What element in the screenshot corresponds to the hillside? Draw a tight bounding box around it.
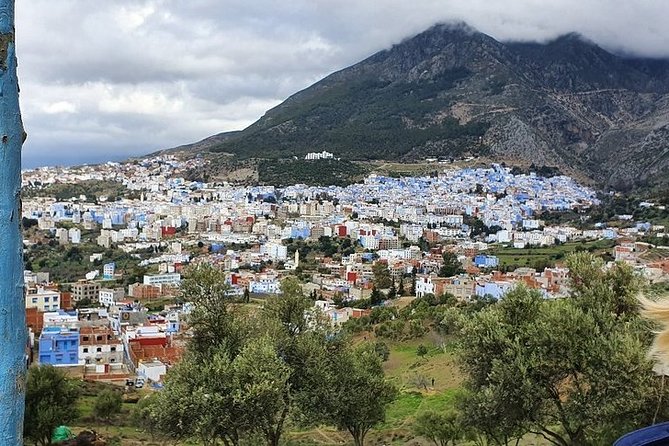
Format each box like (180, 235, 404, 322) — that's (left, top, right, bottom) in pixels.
(178, 22, 669, 191)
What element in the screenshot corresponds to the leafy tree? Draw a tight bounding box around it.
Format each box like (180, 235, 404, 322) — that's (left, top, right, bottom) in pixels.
(374, 341, 390, 361)
(438, 252, 463, 277)
(133, 394, 162, 441)
(243, 286, 250, 303)
(154, 350, 244, 446)
(397, 278, 405, 296)
(416, 344, 429, 358)
(231, 337, 292, 446)
(370, 286, 383, 306)
(458, 254, 666, 446)
(387, 280, 397, 299)
(413, 411, 463, 446)
(372, 262, 392, 289)
(24, 366, 80, 446)
(322, 345, 397, 446)
(181, 263, 246, 356)
(93, 389, 122, 420)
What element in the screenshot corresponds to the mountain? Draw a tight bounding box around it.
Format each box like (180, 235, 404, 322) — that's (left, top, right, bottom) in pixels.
(194, 23, 669, 190)
(149, 130, 241, 156)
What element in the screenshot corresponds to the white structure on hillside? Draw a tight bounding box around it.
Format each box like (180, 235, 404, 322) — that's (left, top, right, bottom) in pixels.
(305, 151, 335, 160)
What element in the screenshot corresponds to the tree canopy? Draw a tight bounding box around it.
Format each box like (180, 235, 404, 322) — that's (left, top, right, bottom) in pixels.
(457, 253, 666, 446)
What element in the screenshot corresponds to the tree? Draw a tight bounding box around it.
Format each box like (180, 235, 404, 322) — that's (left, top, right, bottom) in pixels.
(93, 389, 122, 420)
(243, 286, 250, 303)
(416, 344, 428, 358)
(24, 366, 80, 446)
(387, 280, 397, 299)
(322, 345, 397, 446)
(231, 337, 292, 446)
(372, 262, 392, 289)
(438, 252, 463, 277)
(370, 286, 383, 306)
(154, 351, 244, 446)
(413, 411, 463, 446)
(181, 263, 246, 356)
(458, 254, 666, 446)
(397, 278, 405, 296)
(154, 275, 334, 446)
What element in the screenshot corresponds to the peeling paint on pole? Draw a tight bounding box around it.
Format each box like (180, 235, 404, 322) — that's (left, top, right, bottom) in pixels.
(0, 0, 26, 444)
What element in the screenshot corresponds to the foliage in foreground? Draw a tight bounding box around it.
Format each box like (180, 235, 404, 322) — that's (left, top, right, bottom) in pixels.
(24, 366, 80, 446)
(457, 253, 668, 446)
(148, 264, 396, 446)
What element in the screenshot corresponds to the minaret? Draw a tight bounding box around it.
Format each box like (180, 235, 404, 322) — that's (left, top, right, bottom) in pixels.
(295, 250, 300, 268)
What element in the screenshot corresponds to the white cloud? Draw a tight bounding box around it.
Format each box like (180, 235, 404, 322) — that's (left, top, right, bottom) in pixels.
(14, 0, 669, 167)
(41, 101, 77, 114)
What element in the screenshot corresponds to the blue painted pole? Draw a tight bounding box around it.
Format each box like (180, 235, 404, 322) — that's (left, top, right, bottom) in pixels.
(0, 0, 26, 444)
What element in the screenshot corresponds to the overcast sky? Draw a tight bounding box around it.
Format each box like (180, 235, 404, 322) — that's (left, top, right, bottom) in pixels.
(17, 0, 669, 168)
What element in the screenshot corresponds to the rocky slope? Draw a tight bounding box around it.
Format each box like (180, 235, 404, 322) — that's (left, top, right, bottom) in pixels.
(195, 23, 669, 190)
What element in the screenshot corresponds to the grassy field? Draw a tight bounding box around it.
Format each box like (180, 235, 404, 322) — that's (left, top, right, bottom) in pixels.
(487, 239, 616, 269)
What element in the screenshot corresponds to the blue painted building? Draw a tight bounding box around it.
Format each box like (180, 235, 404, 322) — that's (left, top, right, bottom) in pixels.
(475, 281, 513, 300)
(38, 326, 80, 366)
(474, 255, 499, 268)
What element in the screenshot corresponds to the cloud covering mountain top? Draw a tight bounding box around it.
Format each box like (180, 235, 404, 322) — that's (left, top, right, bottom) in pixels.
(18, 0, 669, 167)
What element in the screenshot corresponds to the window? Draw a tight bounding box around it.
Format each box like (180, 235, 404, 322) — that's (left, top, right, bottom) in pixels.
(83, 336, 89, 342)
(96, 347, 102, 352)
(31, 298, 37, 304)
(110, 346, 116, 352)
(96, 336, 102, 341)
(83, 348, 88, 353)
(110, 358, 116, 363)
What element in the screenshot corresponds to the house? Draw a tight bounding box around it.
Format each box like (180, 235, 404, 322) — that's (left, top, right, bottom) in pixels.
(72, 281, 101, 304)
(38, 326, 80, 366)
(143, 273, 181, 286)
(99, 288, 125, 307)
(473, 255, 499, 268)
(79, 326, 124, 366)
(137, 360, 167, 382)
(25, 287, 60, 312)
(475, 280, 514, 300)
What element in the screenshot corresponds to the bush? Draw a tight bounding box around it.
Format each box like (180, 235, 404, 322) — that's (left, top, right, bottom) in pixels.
(94, 389, 122, 420)
(416, 344, 428, 358)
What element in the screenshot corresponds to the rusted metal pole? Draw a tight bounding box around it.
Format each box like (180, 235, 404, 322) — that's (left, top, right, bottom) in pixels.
(0, 0, 26, 444)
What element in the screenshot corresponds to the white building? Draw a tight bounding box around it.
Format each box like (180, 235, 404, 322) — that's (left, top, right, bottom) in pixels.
(137, 360, 167, 382)
(143, 273, 181, 286)
(99, 288, 125, 307)
(260, 242, 288, 260)
(304, 150, 335, 160)
(68, 228, 81, 244)
(26, 287, 60, 312)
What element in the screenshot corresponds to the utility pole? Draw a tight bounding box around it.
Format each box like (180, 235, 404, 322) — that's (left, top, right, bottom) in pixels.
(0, 0, 27, 444)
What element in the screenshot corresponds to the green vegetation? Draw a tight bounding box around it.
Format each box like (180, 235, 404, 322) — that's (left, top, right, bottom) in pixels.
(23, 180, 139, 202)
(24, 366, 80, 446)
(438, 252, 464, 277)
(458, 253, 666, 445)
(214, 70, 489, 161)
(93, 389, 123, 420)
(146, 266, 396, 446)
(25, 241, 151, 284)
(258, 159, 368, 187)
(487, 239, 616, 270)
(26, 254, 669, 445)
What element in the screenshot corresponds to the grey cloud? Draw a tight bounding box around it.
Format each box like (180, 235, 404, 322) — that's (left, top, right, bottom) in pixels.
(15, 0, 669, 166)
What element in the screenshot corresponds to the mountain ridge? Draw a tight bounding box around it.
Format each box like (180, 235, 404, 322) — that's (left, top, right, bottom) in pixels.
(165, 23, 669, 192)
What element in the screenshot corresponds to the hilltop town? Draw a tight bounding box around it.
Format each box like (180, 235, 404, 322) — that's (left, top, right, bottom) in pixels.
(20, 155, 669, 383)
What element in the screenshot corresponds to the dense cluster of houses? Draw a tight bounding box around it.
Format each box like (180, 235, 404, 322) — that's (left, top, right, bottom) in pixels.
(20, 156, 669, 383)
